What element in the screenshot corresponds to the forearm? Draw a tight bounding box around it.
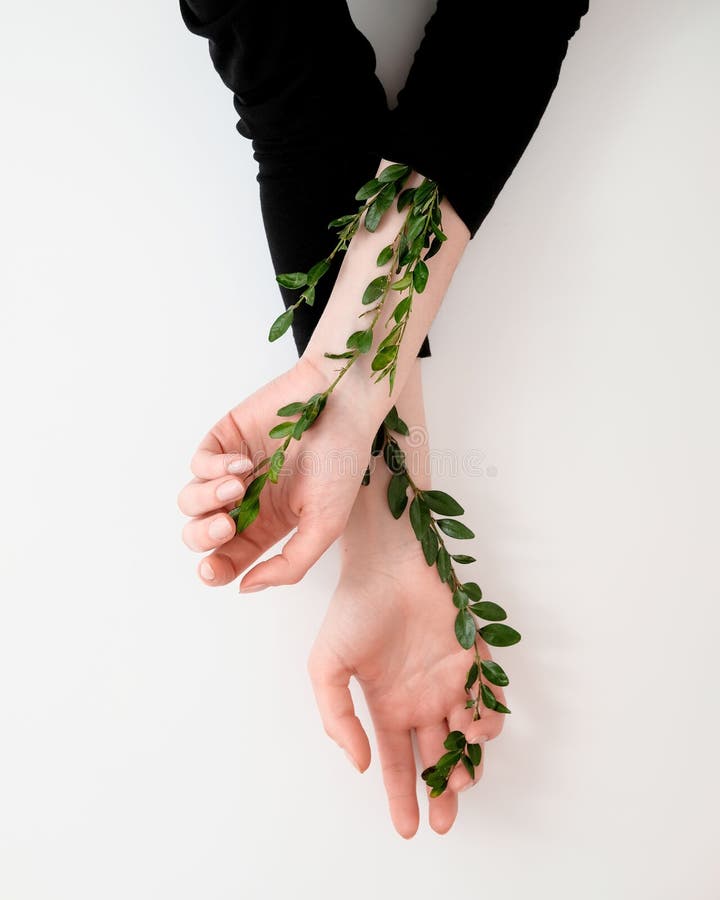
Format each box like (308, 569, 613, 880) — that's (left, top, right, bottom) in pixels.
(302, 161, 470, 434)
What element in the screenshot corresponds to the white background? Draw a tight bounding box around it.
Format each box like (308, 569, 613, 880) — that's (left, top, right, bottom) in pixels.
(2, 0, 719, 897)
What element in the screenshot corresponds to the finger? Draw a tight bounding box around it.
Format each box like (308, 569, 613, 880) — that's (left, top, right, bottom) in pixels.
(177, 475, 247, 517)
(182, 512, 236, 553)
(239, 513, 342, 591)
(190, 432, 253, 481)
(375, 728, 419, 840)
(415, 723, 459, 835)
(197, 510, 292, 587)
(306, 644, 371, 774)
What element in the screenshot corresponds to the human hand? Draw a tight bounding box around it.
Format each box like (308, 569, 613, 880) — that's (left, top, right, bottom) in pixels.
(177, 356, 377, 591)
(307, 467, 508, 838)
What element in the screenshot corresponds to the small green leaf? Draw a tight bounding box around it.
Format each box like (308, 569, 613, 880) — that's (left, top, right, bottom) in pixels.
(397, 188, 416, 211)
(371, 345, 397, 372)
(371, 426, 384, 457)
(464, 662, 479, 692)
(276, 272, 306, 289)
(480, 658, 509, 687)
(435, 749, 462, 770)
(422, 490, 464, 516)
(376, 244, 394, 267)
(346, 328, 373, 354)
(307, 259, 330, 286)
(292, 414, 310, 440)
(436, 546, 452, 583)
(276, 401, 305, 417)
(365, 183, 396, 232)
(478, 623, 522, 647)
(362, 275, 389, 305)
(361, 466, 371, 486)
(301, 285, 315, 306)
(462, 582, 482, 601)
(466, 743, 482, 766)
(268, 449, 284, 484)
(383, 406, 408, 435)
(455, 608, 477, 649)
(268, 421, 295, 439)
(392, 295, 411, 323)
(461, 755, 475, 780)
(469, 601, 507, 621)
(390, 272, 412, 291)
(481, 683, 500, 710)
(452, 589, 469, 610)
(420, 765, 436, 781)
(377, 163, 410, 183)
(328, 213, 356, 229)
(355, 178, 381, 201)
(465, 699, 475, 709)
(234, 500, 259, 532)
(494, 701, 512, 714)
(424, 236, 442, 260)
(452, 554, 476, 564)
(443, 731, 466, 752)
(437, 518, 475, 540)
(243, 474, 268, 504)
(387, 473, 409, 519)
(383, 439, 405, 474)
(429, 785, 448, 798)
(268, 308, 294, 342)
(409, 496, 430, 540)
(421, 528, 439, 565)
(413, 259, 429, 293)
(324, 351, 354, 360)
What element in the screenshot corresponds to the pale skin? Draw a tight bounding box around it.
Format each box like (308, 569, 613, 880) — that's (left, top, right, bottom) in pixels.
(177, 163, 507, 836)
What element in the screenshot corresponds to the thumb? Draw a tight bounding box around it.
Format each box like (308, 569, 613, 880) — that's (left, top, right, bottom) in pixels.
(307, 644, 371, 774)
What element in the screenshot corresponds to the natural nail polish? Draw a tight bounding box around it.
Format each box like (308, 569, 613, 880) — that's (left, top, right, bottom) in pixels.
(199, 561, 215, 582)
(216, 479, 244, 502)
(239, 583, 268, 593)
(208, 517, 233, 540)
(227, 457, 252, 474)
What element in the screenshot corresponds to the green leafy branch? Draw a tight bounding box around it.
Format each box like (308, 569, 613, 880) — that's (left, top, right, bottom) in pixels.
(229, 164, 444, 534)
(370, 410, 522, 796)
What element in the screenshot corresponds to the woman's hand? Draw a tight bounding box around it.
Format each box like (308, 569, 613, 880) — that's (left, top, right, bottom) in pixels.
(307, 460, 508, 839)
(176, 356, 377, 591)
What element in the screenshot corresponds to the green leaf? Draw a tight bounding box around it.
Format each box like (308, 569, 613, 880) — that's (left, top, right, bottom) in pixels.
(328, 213, 356, 229)
(480, 658, 509, 687)
(465, 699, 475, 709)
(365, 184, 396, 232)
(371, 345, 397, 372)
(455, 608, 477, 649)
(324, 351, 354, 360)
(234, 499, 260, 532)
(478, 623, 522, 647)
(436, 546, 452, 583)
(466, 743, 482, 766)
(377, 324, 401, 352)
(435, 749, 462, 770)
(481, 683, 501, 711)
(243, 474, 268, 504)
(430, 785, 448, 798)
(355, 178, 381, 201)
(383, 406, 408, 435)
(371, 425, 384, 457)
(362, 275, 389, 305)
(469, 600, 507, 621)
(413, 180, 436, 208)
(268, 421, 295, 439)
(422, 490, 464, 516)
(292, 414, 310, 440)
(494, 701, 512, 714)
(376, 244, 394, 267)
(443, 731, 466, 752)
(424, 236, 442, 260)
(406, 214, 426, 243)
(437, 518, 475, 540)
(276, 272, 307, 289)
(268, 308, 294, 342)
(383, 439, 405, 474)
(301, 285, 315, 306)
(307, 259, 330, 286)
(420, 765, 436, 781)
(361, 465, 371, 486)
(452, 554, 476, 564)
(421, 528, 438, 565)
(412, 259, 429, 293)
(387, 473, 409, 519)
(377, 163, 410, 183)
(268, 449, 285, 484)
(397, 188, 416, 211)
(392, 295, 411, 323)
(276, 401, 305, 417)
(390, 272, 412, 291)
(462, 582, 482, 601)
(452, 589, 469, 610)
(464, 662, 479, 692)
(346, 328, 373, 354)
(461, 755, 475, 780)
(409, 496, 430, 540)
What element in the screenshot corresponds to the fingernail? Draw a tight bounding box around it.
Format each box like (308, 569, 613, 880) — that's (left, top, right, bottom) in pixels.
(199, 561, 215, 582)
(208, 517, 233, 540)
(239, 583, 268, 593)
(343, 749, 361, 772)
(216, 479, 244, 502)
(227, 456, 252, 474)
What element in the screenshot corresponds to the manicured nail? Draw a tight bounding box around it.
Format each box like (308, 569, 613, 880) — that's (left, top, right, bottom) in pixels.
(208, 516, 233, 541)
(199, 561, 215, 582)
(216, 479, 244, 502)
(239, 583, 268, 593)
(227, 456, 252, 474)
(343, 749, 361, 772)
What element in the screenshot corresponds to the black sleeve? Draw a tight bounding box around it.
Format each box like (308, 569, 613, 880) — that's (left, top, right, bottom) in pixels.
(383, 0, 590, 237)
